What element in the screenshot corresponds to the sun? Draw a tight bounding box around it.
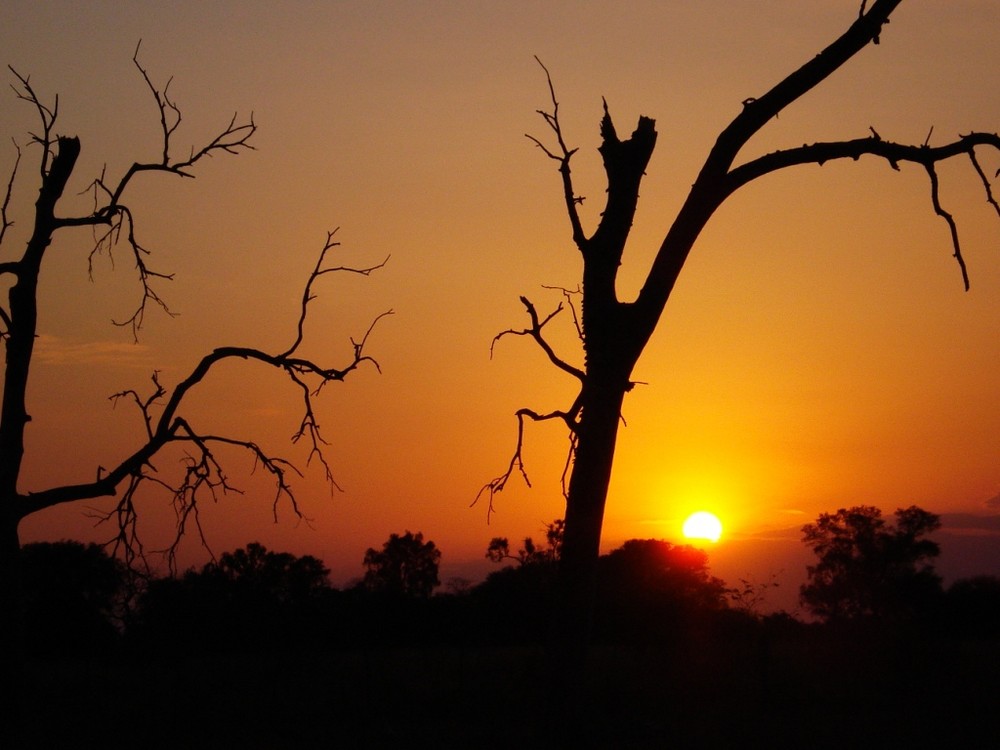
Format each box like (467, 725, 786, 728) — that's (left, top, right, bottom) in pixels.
(682, 511, 723, 543)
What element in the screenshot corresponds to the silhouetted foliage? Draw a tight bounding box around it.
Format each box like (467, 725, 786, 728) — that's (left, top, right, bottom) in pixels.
(19, 529, 1000, 748)
(133, 542, 332, 652)
(728, 572, 782, 619)
(594, 539, 729, 643)
(472, 557, 558, 646)
(800, 505, 943, 624)
(475, 535, 735, 646)
(476, 520, 565, 643)
(486, 518, 564, 566)
(945, 575, 1000, 639)
(205, 542, 331, 603)
(21, 541, 126, 656)
(362, 531, 441, 599)
(600, 539, 728, 608)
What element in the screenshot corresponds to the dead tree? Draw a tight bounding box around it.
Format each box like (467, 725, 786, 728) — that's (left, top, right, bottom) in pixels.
(0, 48, 388, 671)
(483, 0, 999, 686)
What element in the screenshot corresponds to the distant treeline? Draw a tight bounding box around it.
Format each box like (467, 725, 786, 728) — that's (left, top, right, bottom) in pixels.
(20, 511, 1000, 659)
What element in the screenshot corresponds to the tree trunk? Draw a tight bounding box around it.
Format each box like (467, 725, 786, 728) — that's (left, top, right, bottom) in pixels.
(0, 511, 25, 738)
(0, 137, 79, 722)
(542, 108, 657, 722)
(548, 363, 633, 733)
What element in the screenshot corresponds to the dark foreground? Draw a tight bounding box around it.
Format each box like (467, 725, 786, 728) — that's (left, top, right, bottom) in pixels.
(12, 631, 1000, 749)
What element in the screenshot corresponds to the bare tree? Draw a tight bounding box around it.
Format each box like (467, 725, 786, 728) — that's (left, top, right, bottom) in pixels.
(0, 48, 388, 669)
(483, 0, 999, 684)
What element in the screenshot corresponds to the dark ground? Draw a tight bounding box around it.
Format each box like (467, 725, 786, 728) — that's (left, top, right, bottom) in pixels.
(13, 632, 1000, 749)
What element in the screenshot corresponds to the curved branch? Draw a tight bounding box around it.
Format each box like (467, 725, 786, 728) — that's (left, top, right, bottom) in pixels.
(727, 132, 1000, 187)
(0, 139, 19, 250)
(279, 227, 389, 359)
(491, 295, 585, 382)
(18, 238, 388, 524)
(727, 132, 1000, 289)
(109, 371, 166, 440)
(100, 42, 255, 207)
(967, 150, 1000, 220)
(924, 162, 967, 289)
(84, 475, 146, 573)
(8, 66, 58, 178)
(474, 403, 580, 521)
(39, 44, 256, 338)
(702, 0, 901, 180)
(635, 0, 904, 328)
(92, 204, 177, 338)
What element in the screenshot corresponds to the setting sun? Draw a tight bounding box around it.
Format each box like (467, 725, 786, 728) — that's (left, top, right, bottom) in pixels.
(682, 512, 723, 543)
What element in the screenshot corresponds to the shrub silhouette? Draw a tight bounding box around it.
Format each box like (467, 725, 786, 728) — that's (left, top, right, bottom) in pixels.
(21, 541, 126, 656)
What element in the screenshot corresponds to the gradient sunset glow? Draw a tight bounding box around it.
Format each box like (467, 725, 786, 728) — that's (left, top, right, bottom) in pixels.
(2, 2, 998, 610)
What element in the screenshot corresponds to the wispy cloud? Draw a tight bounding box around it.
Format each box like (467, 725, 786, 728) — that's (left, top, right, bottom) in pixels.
(34, 334, 152, 368)
(984, 492, 1000, 511)
(739, 525, 804, 543)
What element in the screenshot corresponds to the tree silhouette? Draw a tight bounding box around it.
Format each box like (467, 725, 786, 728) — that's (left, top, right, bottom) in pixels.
(0, 48, 387, 667)
(362, 531, 441, 599)
(21, 540, 126, 656)
(481, 1, 1000, 676)
(206, 542, 331, 604)
(599, 539, 728, 616)
(800, 505, 942, 623)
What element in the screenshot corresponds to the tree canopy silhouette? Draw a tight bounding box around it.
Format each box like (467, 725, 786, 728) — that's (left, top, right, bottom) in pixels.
(362, 531, 441, 599)
(480, 0, 1000, 678)
(134, 542, 331, 652)
(599, 539, 728, 611)
(203, 542, 331, 603)
(800, 505, 942, 623)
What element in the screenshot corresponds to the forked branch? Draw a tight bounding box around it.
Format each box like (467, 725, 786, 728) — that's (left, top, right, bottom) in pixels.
(20, 234, 390, 569)
(727, 132, 1000, 290)
(98, 41, 256, 206)
(490, 295, 585, 382)
(8, 67, 58, 177)
(526, 57, 587, 249)
(482, 286, 587, 519)
(10, 44, 258, 337)
(474, 402, 581, 521)
(280, 227, 389, 359)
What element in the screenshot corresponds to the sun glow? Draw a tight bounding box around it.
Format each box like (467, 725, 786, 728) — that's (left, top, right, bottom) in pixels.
(682, 511, 723, 543)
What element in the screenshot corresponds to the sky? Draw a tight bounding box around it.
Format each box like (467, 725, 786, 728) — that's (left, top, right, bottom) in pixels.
(2, 1, 998, 613)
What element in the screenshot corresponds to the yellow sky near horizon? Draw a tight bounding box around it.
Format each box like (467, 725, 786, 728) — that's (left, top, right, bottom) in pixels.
(2, 1, 999, 595)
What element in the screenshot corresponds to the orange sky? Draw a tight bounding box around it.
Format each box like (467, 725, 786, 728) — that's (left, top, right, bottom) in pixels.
(2, 2, 998, 611)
